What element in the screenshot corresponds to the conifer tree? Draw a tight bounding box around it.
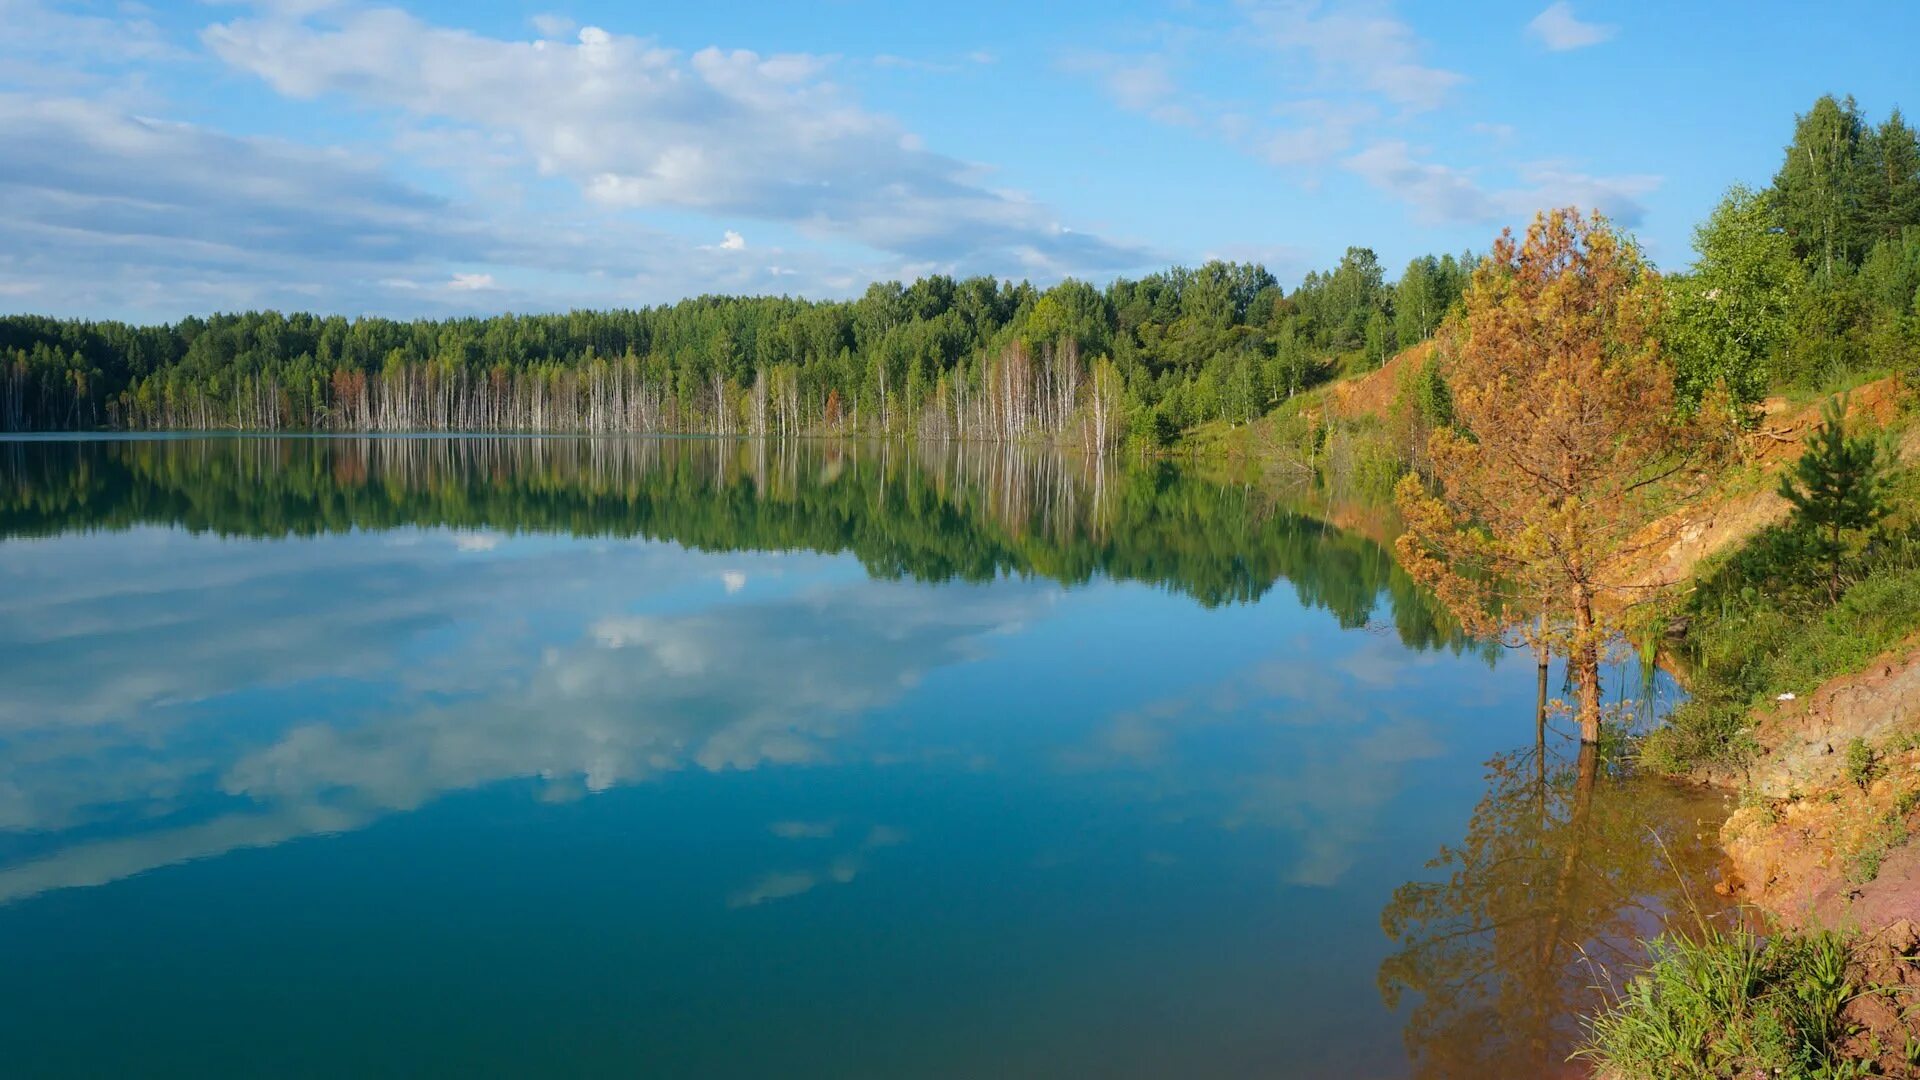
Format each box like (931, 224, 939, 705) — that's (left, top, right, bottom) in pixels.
(1779, 395, 1891, 601)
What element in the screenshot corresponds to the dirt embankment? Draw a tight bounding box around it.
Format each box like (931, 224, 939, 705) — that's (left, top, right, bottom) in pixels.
(1326, 341, 1433, 422)
(1709, 634, 1920, 920)
(1613, 377, 1911, 596)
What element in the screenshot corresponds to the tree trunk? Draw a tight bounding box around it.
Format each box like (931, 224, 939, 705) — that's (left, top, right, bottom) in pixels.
(1570, 587, 1602, 744)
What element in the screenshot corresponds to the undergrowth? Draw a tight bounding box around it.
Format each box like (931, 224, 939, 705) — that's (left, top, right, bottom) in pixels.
(1578, 925, 1865, 1079)
(1641, 466, 1920, 774)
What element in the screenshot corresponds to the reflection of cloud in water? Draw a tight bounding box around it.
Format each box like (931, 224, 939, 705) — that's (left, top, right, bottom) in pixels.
(0, 532, 1042, 903)
(1064, 634, 1448, 888)
(727, 824, 908, 908)
(771, 820, 838, 840)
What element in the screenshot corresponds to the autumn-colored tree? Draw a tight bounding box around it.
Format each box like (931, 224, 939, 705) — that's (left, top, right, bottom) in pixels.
(1395, 209, 1684, 743)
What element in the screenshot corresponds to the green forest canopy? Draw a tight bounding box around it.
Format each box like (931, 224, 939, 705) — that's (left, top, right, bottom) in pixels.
(1, 251, 1469, 439)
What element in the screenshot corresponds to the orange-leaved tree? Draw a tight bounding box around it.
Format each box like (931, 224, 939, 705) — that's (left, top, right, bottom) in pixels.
(1395, 208, 1686, 744)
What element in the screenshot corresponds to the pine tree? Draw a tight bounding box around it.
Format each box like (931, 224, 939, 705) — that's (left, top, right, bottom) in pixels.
(1779, 395, 1891, 601)
(1396, 209, 1680, 744)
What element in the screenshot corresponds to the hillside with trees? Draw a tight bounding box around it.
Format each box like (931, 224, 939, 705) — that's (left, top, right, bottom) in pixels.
(0, 251, 1470, 447)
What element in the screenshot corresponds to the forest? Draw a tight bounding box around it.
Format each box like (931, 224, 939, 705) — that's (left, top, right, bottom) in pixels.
(0, 247, 1471, 445)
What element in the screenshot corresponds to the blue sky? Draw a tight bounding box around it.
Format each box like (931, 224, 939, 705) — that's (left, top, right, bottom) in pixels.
(1, 0, 1914, 321)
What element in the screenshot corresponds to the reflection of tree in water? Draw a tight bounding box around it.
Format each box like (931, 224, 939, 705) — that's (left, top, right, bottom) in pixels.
(1377, 678, 1731, 1077)
(0, 435, 1474, 648)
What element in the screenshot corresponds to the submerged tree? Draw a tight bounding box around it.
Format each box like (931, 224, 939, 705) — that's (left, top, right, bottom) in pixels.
(1779, 395, 1891, 601)
(1395, 209, 1684, 743)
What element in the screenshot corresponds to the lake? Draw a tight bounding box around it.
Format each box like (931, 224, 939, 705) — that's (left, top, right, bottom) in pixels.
(0, 436, 1730, 1078)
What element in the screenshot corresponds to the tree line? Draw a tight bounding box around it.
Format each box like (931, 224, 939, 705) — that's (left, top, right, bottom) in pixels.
(0, 251, 1470, 445)
(1669, 95, 1920, 408)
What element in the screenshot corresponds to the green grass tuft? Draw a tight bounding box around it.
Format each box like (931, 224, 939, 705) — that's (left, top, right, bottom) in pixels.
(1577, 925, 1863, 1079)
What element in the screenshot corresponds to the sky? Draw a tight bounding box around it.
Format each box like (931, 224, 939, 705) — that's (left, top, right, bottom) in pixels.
(1, 0, 1915, 322)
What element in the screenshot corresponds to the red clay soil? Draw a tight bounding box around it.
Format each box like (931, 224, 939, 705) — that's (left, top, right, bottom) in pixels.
(1326, 340, 1433, 421)
(1612, 377, 1911, 596)
(1835, 919, 1920, 1075)
(1717, 637, 1920, 918)
(1718, 729, 1920, 1074)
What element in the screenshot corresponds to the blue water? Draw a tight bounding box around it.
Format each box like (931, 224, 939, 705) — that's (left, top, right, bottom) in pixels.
(0, 437, 1726, 1077)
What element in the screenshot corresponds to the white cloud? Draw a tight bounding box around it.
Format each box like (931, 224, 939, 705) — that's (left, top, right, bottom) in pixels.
(721, 570, 748, 593)
(529, 12, 575, 40)
(728, 869, 820, 908)
(202, 6, 1147, 271)
(1241, 1, 1464, 113)
(0, 89, 920, 317)
(0, 520, 1052, 903)
(1061, 4, 1461, 184)
(0, 0, 182, 78)
(1527, 2, 1617, 51)
(1065, 51, 1176, 113)
(719, 230, 745, 252)
(1342, 140, 1660, 226)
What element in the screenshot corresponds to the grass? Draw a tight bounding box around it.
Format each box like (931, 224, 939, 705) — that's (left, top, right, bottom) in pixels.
(1847, 737, 1878, 792)
(1848, 811, 1909, 885)
(1577, 925, 1867, 1079)
(1640, 465, 1920, 775)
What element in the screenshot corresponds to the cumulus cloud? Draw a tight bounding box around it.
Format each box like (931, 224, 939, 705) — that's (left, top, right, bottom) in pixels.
(0, 94, 696, 314)
(202, 6, 1147, 271)
(1527, 2, 1617, 51)
(0, 90, 914, 317)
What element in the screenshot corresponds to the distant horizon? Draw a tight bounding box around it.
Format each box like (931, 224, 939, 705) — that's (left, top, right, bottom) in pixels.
(3, 0, 1914, 322)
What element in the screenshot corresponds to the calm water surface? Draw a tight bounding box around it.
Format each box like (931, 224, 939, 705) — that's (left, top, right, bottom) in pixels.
(0, 437, 1729, 1078)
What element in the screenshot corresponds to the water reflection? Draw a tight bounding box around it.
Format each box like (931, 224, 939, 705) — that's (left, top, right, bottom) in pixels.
(0, 436, 1737, 1077)
(0, 436, 1474, 908)
(1376, 678, 1732, 1076)
(0, 434, 1464, 625)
